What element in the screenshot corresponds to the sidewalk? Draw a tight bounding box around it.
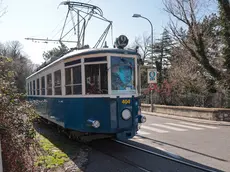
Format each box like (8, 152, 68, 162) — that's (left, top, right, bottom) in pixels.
(142, 111, 230, 126)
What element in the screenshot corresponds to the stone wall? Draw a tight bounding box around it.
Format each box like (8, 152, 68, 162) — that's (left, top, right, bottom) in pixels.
(141, 104, 230, 121)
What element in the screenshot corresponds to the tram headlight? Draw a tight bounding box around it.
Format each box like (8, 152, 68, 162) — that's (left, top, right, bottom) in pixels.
(141, 116, 146, 123)
(92, 120, 100, 128)
(137, 115, 146, 123)
(87, 119, 100, 128)
(122, 109, 131, 120)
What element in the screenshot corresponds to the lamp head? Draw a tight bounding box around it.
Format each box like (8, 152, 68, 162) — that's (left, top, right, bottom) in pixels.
(132, 14, 142, 18)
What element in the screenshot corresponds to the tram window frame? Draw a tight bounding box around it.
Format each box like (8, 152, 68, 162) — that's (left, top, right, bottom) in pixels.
(54, 70, 62, 95)
(85, 63, 108, 95)
(65, 65, 82, 95)
(46, 74, 52, 95)
(36, 78, 40, 95)
(41, 76, 45, 95)
(33, 80, 36, 95)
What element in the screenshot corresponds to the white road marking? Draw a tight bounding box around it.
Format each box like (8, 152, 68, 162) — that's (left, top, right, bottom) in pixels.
(155, 146, 166, 151)
(151, 123, 188, 131)
(132, 136, 144, 142)
(154, 146, 181, 159)
(179, 122, 218, 129)
(166, 123, 203, 130)
(137, 130, 150, 135)
(141, 125, 169, 133)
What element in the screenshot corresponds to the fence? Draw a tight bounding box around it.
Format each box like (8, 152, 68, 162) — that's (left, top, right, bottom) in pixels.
(140, 88, 230, 108)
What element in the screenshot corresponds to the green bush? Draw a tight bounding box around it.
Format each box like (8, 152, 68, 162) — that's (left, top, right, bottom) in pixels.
(0, 56, 38, 172)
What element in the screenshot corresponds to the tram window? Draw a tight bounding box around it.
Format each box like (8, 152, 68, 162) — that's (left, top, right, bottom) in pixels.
(84, 56, 106, 63)
(65, 59, 81, 67)
(85, 64, 108, 94)
(30, 82, 32, 95)
(111, 56, 136, 94)
(37, 78, 40, 95)
(65, 68, 72, 95)
(54, 70, 62, 95)
(73, 66, 82, 94)
(73, 66, 81, 84)
(65, 68, 71, 85)
(65, 66, 82, 95)
(46, 74, 52, 95)
(33, 80, 36, 95)
(41, 76, 45, 95)
(27, 83, 29, 95)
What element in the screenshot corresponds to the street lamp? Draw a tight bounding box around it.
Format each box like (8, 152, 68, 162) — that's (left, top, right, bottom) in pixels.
(132, 13, 154, 112)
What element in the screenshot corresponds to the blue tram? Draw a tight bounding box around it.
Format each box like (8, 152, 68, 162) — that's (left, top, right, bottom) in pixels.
(26, 42, 146, 142)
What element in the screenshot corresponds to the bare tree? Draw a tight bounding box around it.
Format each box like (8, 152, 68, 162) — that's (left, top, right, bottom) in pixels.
(163, 0, 223, 83)
(128, 33, 153, 67)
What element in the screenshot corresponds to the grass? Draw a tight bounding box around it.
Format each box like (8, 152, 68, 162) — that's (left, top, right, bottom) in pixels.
(35, 133, 69, 169)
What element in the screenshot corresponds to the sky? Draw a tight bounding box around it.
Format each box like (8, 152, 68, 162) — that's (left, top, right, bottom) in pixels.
(0, 0, 217, 65)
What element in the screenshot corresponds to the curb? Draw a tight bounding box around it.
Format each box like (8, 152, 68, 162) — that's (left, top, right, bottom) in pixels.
(142, 111, 230, 126)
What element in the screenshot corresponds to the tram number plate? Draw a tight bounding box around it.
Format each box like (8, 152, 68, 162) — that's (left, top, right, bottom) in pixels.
(122, 99, 130, 104)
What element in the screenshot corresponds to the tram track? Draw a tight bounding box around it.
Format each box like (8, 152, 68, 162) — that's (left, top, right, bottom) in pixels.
(88, 138, 222, 172)
(111, 139, 220, 172)
(90, 143, 152, 172)
(35, 119, 221, 172)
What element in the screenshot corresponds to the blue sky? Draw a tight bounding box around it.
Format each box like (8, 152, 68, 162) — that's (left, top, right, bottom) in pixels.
(0, 0, 217, 65)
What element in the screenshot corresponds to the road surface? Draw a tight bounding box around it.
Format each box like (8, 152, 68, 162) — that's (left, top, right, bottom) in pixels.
(126, 114, 230, 172)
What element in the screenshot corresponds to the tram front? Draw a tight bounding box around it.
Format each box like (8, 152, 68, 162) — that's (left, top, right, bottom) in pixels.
(109, 53, 146, 140)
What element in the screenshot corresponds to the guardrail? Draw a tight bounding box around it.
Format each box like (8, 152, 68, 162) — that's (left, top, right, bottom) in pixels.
(141, 104, 230, 121)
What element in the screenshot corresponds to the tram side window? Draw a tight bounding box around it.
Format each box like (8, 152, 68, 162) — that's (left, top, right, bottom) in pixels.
(41, 76, 45, 95)
(85, 64, 108, 94)
(27, 83, 29, 95)
(30, 82, 32, 95)
(33, 80, 36, 95)
(46, 74, 52, 95)
(54, 70, 62, 95)
(65, 66, 82, 95)
(73, 66, 82, 94)
(37, 78, 40, 95)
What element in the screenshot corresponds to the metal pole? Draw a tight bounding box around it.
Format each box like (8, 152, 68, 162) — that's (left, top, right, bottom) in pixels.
(141, 16, 154, 112)
(77, 10, 80, 48)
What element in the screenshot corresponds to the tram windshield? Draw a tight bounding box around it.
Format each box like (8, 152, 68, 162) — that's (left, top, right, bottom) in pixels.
(111, 56, 136, 94)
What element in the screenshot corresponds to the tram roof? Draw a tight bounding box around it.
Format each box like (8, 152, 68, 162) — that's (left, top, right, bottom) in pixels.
(26, 48, 139, 80)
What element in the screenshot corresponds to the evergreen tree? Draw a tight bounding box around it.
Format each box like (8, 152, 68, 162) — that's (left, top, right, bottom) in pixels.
(153, 29, 174, 83)
(218, 0, 230, 76)
(42, 42, 69, 62)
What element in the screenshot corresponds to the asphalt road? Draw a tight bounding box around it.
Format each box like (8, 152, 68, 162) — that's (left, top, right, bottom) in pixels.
(125, 114, 230, 172)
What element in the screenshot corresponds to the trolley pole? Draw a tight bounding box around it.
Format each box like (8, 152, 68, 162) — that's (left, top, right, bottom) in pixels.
(132, 14, 154, 112)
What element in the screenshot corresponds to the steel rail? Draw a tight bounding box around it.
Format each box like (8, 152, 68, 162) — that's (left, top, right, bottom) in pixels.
(113, 139, 219, 172)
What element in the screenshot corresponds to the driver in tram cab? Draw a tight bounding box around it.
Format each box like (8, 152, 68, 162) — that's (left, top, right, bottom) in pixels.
(86, 77, 100, 94)
(111, 65, 126, 90)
